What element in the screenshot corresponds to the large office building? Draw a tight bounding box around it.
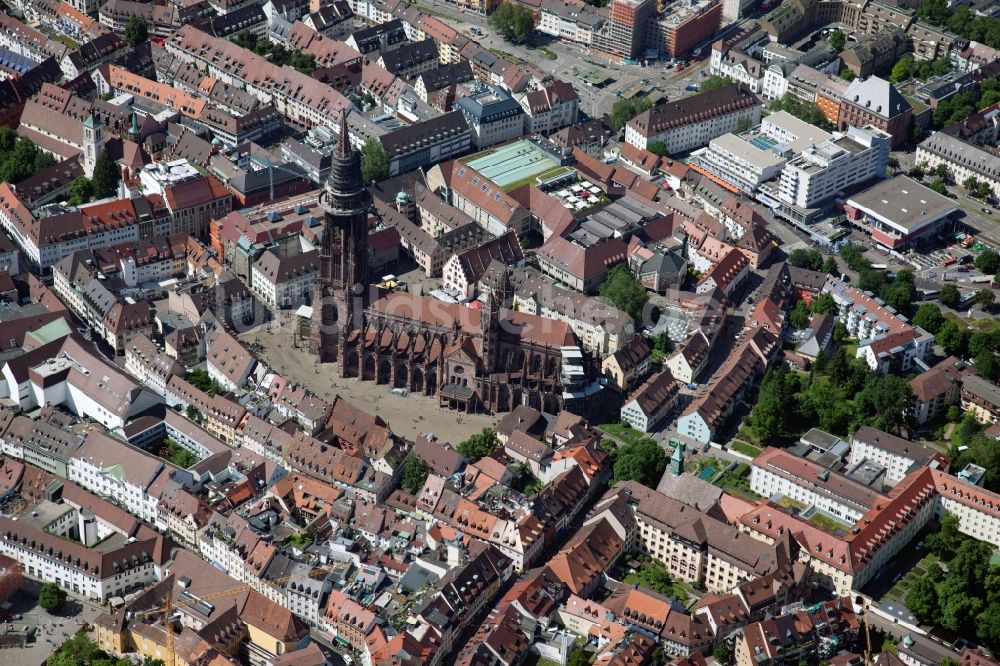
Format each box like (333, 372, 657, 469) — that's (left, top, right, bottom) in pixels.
(775, 125, 891, 209)
(648, 0, 723, 60)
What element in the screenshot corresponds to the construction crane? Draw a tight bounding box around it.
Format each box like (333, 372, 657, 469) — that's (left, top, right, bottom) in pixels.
(139, 567, 331, 666)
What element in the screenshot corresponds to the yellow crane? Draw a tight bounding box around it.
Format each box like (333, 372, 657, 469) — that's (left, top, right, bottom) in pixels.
(140, 567, 331, 666)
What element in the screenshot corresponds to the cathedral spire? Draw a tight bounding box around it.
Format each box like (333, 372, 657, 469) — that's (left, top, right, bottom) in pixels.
(338, 107, 350, 158)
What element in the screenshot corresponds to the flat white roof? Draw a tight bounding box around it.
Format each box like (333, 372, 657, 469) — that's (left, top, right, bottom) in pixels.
(847, 176, 959, 235)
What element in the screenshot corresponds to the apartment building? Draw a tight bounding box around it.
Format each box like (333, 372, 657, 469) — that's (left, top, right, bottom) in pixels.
(822, 276, 934, 373)
(908, 356, 973, 425)
(625, 84, 762, 153)
(961, 375, 1000, 424)
(163, 25, 352, 129)
(518, 80, 580, 135)
(442, 231, 524, 300)
(678, 326, 778, 444)
(734, 598, 860, 666)
(251, 249, 320, 311)
(515, 274, 634, 356)
(648, 0, 722, 59)
(124, 334, 183, 396)
(691, 133, 786, 194)
(537, 0, 604, 45)
(205, 325, 258, 392)
(620, 368, 681, 432)
(710, 41, 765, 93)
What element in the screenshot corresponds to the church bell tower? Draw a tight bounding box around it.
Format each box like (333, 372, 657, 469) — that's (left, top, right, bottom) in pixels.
(311, 110, 371, 363)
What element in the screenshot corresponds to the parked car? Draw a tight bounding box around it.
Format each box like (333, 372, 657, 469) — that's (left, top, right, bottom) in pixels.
(686, 84, 699, 91)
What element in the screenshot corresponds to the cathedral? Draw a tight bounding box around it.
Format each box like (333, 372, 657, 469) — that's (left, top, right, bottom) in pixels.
(311, 115, 599, 415)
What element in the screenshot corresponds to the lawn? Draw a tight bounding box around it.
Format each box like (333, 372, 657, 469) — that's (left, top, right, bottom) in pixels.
(730, 440, 762, 458)
(808, 511, 850, 533)
(501, 165, 573, 192)
(776, 496, 806, 510)
(716, 463, 762, 500)
(884, 553, 942, 603)
(600, 422, 646, 446)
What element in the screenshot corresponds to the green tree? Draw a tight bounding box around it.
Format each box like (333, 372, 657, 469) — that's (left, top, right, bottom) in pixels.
(839, 68, 857, 81)
(934, 320, 969, 356)
(929, 179, 949, 195)
(123, 16, 148, 48)
(906, 575, 940, 623)
(823, 256, 839, 275)
(912, 303, 945, 333)
(940, 283, 960, 307)
(648, 330, 673, 355)
(185, 404, 200, 421)
(770, 93, 831, 129)
(969, 328, 1000, 357)
(0, 127, 15, 152)
(976, 288, 995, 310)
(700, 75, 734, 92)
(612, 438, 666, 487)
(611, 96, 653, 131)
(976, 351, 1000, 380)
(714, 641, 734, 666)
(34, 150, 55, 172)
(39, 582, 67, 613)
(810, 292, 838, 316)
(926, 513, 965, 559)
(487, 2, 534, 44)
(360, 137, 390, 184)
(91, 150, 120, 198)
(891, 55, 915, 83)
(600, 264, 648, 320)
(980, 78, 1000, 109)
(567, 647, 590, 666)
(917, 0, 950, 25)
(400, 453, 430, 494)
(882, 280, 914, 313)
(788, 301, 811, 329)
(964, 176, 981, 194)
(855, 374, 912, 433)
(829, 28, 846, 50)
(976, 249, 1000, 274)
(647, 140, 667, 156)
(788, 248, 824, 271)
(68, 176, 93, 206)
(186, 368, 222, 395)
(749, 363, 802, 442)
(458, 428, 498, 463)
(734, 116, 753, 134)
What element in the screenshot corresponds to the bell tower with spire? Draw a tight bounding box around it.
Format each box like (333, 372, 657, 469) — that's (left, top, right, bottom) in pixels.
(311, 109, 372, 363)
(481, 266, 513, 375)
